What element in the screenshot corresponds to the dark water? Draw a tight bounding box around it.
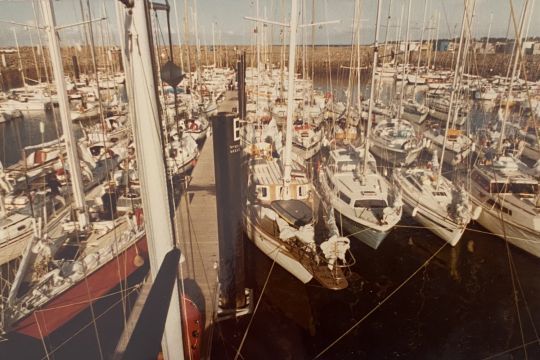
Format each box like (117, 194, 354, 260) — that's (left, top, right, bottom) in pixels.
(1, 81, 539, 359)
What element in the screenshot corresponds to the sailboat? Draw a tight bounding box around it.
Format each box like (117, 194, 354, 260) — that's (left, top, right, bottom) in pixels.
(1, 1, 147, 339)
(319, 146, 402, 249)
(243, 0, 352, 290)
(369, 117, 424, 166)
(318, 2, 402, 250)
(393, 152, 473, 245)
(469, 0, 540, 258)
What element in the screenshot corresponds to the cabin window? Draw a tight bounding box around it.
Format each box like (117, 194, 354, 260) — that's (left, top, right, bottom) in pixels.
(337, 160, 356, 173)
(354, 199, 387, 208)
(508, 183, 538, 195)
(490, 182, 508, 194)
(432, 191, 447, 197)
(297, 185, 308, 198)
(486, 199, 512, 215)
(338, 192, 351, 205)
(17, 225, 26, 231)
(472, 171, 490, 192)
(256, 186, 269, 200)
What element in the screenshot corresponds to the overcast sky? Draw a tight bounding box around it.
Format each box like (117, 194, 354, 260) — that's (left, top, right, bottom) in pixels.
(0, 0, 537, 47)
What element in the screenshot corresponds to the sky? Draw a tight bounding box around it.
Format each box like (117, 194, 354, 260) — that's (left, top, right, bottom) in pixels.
(0, 0, 537, 47)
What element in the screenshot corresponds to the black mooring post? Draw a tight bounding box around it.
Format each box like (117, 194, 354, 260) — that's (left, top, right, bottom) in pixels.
(212, 111, 246, 310)
(237, 51, 247, 120)
(72, 55, 80, 82)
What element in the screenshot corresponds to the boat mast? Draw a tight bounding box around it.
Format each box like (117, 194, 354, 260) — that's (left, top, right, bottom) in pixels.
(362, 0, 382, 175)
(172, 0, 184, 72)
(497, 0, 530, 155)
(212, 21, 217, 67)
(437, 0, 469, 186)
(127, 0, 184, 358)
(42, 0, 88, 228)
(396, 0, 412, 121)
(412, 0, 429, 92)
(282, 0, 299, 199)
(12, 29, 27, 90)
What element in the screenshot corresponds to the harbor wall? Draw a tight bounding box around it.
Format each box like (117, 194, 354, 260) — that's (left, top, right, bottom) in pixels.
(1, 45, 539, 91)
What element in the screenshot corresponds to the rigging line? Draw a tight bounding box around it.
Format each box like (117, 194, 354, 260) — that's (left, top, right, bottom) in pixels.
(85, 0, 130, 330)
(480, 338, 540, 360)
(234, 254, 278, 360)
(313, 241, 448, 359)
(508, 248, 540, 344)
(34, 311, 51, 360)
(490, 174, 528, 360)
(38, 286, 140, 360)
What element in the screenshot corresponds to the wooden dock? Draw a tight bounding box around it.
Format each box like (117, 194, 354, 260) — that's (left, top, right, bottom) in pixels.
(175, 91, 238, 358)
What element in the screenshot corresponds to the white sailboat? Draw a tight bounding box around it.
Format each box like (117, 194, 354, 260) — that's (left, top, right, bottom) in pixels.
(393, 152, 473, 246)
(319, 1, 402, 250)
(243, 0, 352, 290)
(369, 117, 424, 166)
(319, 146, 402, 249)
(2, 0, 146, 338)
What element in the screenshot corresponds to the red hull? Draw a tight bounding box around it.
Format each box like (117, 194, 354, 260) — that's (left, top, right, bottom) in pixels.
(12, 236, 148, 339)
(182, 295, 202, 360)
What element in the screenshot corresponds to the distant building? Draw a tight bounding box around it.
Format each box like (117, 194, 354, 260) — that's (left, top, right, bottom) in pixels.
(434, 40, 450, 52)
(399, 41, 420, 52)
(0, 48, 16, 54)
(474, 41, 495, 54)
(495, 41, 514, 54)
(532, 43, 540, 55)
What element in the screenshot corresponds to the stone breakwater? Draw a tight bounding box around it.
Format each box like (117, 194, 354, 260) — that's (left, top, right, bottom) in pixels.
(1, 45, 539, 90)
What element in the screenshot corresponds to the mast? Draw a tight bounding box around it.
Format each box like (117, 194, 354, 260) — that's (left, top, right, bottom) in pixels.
(497, 0, 530, 154)
(28, 28, 41, 83)
(173, 0, 185, 72)
(396, 0, 412, 121)
(212, 22, 217, 67)
(437, 0, 469, 186)
(483, 12, 493, 60)
(41, 0, 88, 227)
(32, 0, 50, 83)
(12, 29, 27, 90)
(127, 0, 184, 359)
(432, 11, 440, 69)
(362, 0, 382, 175)
(282, 0, 299, 198)
(412, 0, 429, 92)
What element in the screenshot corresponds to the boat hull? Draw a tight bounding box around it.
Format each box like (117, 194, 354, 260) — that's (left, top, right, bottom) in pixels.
(401, 199, 465, 246)
(370, 141, 422, 166)
(471, 198, 540, 258)
(402, 109, 428, 125)
(10, 236, 148, 338)
(244, 216, 313, 284)
(334, 209, 390, 250)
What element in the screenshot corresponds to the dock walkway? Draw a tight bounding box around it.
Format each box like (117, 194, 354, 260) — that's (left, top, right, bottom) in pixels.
(175, 91, 238, 358)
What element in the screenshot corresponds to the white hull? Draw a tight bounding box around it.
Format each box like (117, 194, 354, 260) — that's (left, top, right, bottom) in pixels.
(370, 141, 422, 166)
(292, 141, 322, 160)
(334, 209, 390, 249)
(244, 216, 313, 283)
(429, 108, 467, 127)
(429, 141, 471, 166)
(471, 197, 540, 257)
(402, 109, 428, 125)
(401, 195, 465, 246)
